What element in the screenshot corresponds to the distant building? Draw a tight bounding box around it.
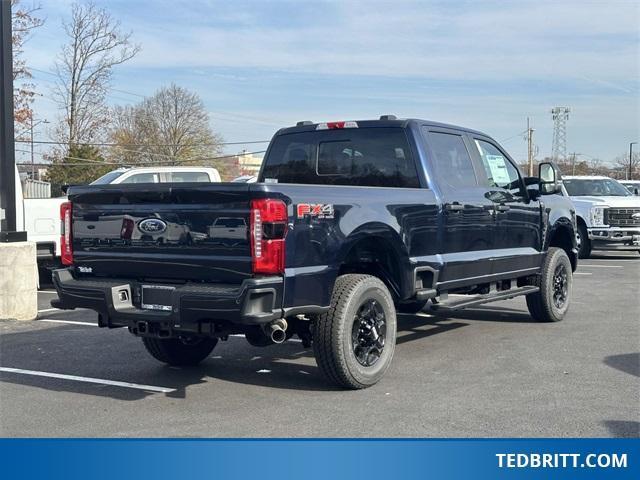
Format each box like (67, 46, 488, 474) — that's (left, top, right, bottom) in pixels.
(237, 150, 263, 176)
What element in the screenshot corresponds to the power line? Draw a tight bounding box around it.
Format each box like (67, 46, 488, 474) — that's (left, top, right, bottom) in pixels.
(30, 67, 147, 99)
(16, 149, 267, 167)
(15, 138, 270, 147)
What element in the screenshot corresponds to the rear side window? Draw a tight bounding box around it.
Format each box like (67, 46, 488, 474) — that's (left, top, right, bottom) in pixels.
(425, 131, 477, 188)
(167, 171, 211, 183)
(261, 128, 420, 188)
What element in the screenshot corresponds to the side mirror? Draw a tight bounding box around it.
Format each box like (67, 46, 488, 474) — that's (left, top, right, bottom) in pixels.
(538, 162, 562, 195)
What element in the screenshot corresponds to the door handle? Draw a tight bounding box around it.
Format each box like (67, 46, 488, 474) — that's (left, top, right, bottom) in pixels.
(495, 205, 510, 212)
(445, 203, 464, 212)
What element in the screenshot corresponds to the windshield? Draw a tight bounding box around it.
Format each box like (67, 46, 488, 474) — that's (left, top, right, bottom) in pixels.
(563, 178, 631, 197)
(90, 170, 126, 185)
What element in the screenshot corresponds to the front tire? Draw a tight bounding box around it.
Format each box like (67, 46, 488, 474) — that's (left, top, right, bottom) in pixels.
(313, 274, 397, 389)
(526, 247, 572, 322)
(577, 223, 591, 259)
(142, 337, 217, 366)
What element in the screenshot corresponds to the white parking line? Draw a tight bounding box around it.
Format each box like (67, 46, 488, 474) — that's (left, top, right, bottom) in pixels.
(574, 272, 593, 275)
(579, 265, 623, 268)
(39, 319, 97, 327)
(38, 308, 61, 314)
(38, 290, 58, 294)
(0, 367, 175, 393)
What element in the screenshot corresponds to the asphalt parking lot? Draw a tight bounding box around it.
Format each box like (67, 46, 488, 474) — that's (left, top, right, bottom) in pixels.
(1, 252, 638, 438)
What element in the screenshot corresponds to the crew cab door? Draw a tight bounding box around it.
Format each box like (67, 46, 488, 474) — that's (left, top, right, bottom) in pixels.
(422, 128, 497, 285)
(468, 136, 542, 271)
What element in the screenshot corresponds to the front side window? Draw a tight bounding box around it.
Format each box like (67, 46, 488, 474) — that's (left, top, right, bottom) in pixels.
(120, 173, 158, 184)
(90, 170, 125, 185)
(425, 131, 477, 188)
(475, 139, 521, 193)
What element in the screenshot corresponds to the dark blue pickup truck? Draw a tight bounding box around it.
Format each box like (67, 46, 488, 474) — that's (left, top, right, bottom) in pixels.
(52, 116, 578, 388)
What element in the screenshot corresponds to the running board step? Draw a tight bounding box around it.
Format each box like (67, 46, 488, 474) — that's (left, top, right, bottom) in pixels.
(430, 285, 539, 312)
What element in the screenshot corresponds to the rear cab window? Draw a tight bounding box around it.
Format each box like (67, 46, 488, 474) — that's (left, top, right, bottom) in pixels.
(260, 127, 420, 188)
(167, 171, 212, 183)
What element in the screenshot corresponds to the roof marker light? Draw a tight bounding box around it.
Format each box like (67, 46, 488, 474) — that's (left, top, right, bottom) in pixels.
(316, 121, 358, 130)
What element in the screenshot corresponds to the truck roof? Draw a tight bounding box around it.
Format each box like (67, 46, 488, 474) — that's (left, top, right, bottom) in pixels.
(109, 166, 220, 173)
(276, 117, 490, 138)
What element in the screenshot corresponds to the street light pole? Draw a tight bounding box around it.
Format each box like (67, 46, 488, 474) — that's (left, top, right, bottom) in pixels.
(28, 117, 48, 180)
(630, 142, 637, 180)
(30, 115, 34, 179)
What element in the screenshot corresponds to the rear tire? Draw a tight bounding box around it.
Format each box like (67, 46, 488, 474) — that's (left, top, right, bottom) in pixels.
(313, 274, 397, 389)
(577, 223, 591, 259)
(526, 247, 572, 322)
(142, 337, 217, 366)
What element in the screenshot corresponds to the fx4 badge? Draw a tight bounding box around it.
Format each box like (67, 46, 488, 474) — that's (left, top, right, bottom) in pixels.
(297, 203, 335, 219)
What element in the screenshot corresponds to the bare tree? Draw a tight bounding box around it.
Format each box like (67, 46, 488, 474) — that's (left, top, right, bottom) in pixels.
(53, 2, 140, 146)
(613, 152, 640, 180)
(11, 0, 44, 128)
(110, 84, 224, 167)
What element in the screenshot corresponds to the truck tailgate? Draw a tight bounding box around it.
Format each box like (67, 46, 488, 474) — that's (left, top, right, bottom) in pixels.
(67, 183, 253, 283)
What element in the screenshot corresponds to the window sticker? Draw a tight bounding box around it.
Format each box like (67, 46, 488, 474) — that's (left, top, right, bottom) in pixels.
(485, 155, 511, 185)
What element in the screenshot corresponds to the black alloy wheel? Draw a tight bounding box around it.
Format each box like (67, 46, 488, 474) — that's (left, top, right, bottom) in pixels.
(552, 263, 569, 309)
(351, 299, 386, 367)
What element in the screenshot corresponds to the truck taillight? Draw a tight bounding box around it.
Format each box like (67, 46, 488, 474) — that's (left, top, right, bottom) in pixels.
(60, 201, 73, 265)
(250, 199, 287, 274)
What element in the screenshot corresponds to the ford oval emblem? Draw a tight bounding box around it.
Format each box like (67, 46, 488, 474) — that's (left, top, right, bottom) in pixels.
(138, 218, 167, 234)
(632, 212, 640, 220)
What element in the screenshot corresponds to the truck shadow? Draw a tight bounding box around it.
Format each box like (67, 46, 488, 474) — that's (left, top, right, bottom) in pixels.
(602, 420, 640, 438)
(588, 253, 639, 261)
(0, 314, 474, 398)
(427, 305, 537, 323)
(603, 352, 639, 377)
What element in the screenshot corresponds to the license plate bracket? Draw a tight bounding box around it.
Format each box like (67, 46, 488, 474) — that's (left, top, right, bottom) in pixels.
(141, 285, 175, 311)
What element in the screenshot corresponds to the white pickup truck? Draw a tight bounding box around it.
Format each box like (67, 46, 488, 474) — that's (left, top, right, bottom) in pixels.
(562, 175, 640, 258)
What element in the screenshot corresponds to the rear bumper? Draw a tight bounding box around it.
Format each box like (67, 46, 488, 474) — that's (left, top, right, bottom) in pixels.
(588, 227, 640, 251)
(51, 268, 284, 333)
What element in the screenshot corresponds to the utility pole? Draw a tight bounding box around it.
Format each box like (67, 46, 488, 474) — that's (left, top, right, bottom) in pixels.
(527, 117, 534, 176)
(629, 142, 637, 180)
(571, 152, 577, 175)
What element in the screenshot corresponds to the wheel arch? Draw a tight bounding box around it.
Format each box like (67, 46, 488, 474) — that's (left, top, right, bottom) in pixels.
(547, 222, 578, 271)
(337, 223, 412, 301)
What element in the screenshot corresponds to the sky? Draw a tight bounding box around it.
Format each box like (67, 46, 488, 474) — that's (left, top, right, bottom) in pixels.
(17, 0, 640, 165)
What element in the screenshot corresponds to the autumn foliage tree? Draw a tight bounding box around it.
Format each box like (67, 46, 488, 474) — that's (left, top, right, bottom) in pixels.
(110, 83, 225, 170)
(45, 144, 113, 187)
